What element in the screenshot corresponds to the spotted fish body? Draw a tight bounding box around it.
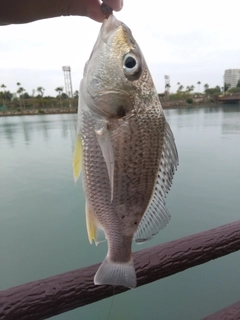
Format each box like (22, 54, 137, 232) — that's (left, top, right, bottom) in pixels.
(73, 15, 178, 288)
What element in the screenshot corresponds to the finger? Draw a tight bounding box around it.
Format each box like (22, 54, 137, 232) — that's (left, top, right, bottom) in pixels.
(80, 0, 105, 22)
(87, 7, 104, 22)
(102, 0, 123, 12)
(68, 0, 104, 22)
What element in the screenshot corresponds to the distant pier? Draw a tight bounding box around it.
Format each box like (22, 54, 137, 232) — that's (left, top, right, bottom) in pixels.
(218, 93, 240, 103)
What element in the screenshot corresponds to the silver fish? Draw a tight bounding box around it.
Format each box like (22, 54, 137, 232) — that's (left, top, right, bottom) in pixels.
(73, 15, 178, 288)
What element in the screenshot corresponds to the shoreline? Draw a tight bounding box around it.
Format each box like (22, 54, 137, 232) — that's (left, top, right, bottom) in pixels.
(0, 102, 229, 117)
(0, 108, 77, 117)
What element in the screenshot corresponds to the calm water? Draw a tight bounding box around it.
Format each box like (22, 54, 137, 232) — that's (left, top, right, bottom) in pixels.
(0, 105, 240, 320)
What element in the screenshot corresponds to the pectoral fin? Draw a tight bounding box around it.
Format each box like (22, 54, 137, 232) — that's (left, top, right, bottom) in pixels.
(95, 124, 114, 201)
(72, 135, 82, 183)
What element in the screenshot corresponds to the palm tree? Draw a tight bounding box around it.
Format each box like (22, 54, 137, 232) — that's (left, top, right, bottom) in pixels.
(197, 81, 201, 93)
(55, 87, 63, 96)
(1, 84, 7, 105)
(177, 82, 181, 92)
(165, 83, 171, 91)
(165, 83, 171, 100)
(178, 85, 184, 92)
(204, 84, 209, 93)
(37, 87, 45, 107)
(73, 90, 79, 99)
(17, 86, 25, 109)
(224, 83, 230, 92)
(190, 85, 195, 92)
(37, 86, 45, 97)
(55, 87, 63, 107)
(16, 82, 21, 103)
(17, 87, 25, 96)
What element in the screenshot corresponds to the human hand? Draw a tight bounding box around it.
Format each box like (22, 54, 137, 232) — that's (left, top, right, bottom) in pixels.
(83, 0, 123, 22)
(102, 0, 123, 12)
(0, 0, 123, 25)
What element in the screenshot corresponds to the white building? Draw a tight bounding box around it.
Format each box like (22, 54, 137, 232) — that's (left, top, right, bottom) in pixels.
(224, 69, 240, 88)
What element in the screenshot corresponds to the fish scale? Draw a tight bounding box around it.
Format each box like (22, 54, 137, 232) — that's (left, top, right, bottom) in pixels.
(113, 122, 155, 208)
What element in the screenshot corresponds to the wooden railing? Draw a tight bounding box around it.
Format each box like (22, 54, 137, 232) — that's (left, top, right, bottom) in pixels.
(1, 220, 240, 320)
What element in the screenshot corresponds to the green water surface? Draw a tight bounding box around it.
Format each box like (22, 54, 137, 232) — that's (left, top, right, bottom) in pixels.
(0, 105, 239, 319)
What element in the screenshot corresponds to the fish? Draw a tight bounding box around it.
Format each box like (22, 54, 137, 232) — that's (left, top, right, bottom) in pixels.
(73, 14, 178, 288)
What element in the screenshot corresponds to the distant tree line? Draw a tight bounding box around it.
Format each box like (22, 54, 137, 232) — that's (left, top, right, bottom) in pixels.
(0, 82, 79, 112)
(161, 80, 240, 104)
(1, 79, 240, 112)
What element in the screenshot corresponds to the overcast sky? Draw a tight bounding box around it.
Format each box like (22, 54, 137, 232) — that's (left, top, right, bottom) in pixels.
(1, 0, 240, 97)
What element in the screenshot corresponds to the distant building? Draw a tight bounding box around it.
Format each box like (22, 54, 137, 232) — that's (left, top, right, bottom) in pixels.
(224, 69, 240, 88)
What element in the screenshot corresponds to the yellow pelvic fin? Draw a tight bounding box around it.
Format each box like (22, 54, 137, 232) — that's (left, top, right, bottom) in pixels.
(72, 135, 82, 183)
(85, 201, 106, 245)
(86, 201, 97, 245)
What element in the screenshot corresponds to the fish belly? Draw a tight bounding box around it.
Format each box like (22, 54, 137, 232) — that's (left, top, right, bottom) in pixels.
(81, 110, 165, 288)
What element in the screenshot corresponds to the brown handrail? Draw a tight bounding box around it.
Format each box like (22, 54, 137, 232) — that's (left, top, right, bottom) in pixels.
(1, 220, 240, 320)
(202, 300, 240, 320)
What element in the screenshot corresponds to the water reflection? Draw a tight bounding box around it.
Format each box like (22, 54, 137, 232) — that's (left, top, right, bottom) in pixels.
(0, 106, 240, 320)
(0, 114, 77, 146)
(20, 118, 31, 144)
(1, 106, 239, 146)
(221, 105, 240, 134)
(1, 119, 15, 146)
(222, 105, 240, 113)
(164, 105, 240, 136)
(222, 122, 240, 134)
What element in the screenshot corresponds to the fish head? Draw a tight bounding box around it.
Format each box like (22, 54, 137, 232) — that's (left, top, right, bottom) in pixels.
(82, 15, 153, 120)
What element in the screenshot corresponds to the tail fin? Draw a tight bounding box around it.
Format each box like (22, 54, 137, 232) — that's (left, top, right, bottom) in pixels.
(94, 256, 136, 288)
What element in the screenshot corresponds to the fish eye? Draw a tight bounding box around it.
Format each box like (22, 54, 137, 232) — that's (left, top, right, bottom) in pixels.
(123, 52, 142, 80)
(125, 56, 136, 69)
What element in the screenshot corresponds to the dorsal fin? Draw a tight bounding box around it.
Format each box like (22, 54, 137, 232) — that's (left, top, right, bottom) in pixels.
(134, 121, 178, 243)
